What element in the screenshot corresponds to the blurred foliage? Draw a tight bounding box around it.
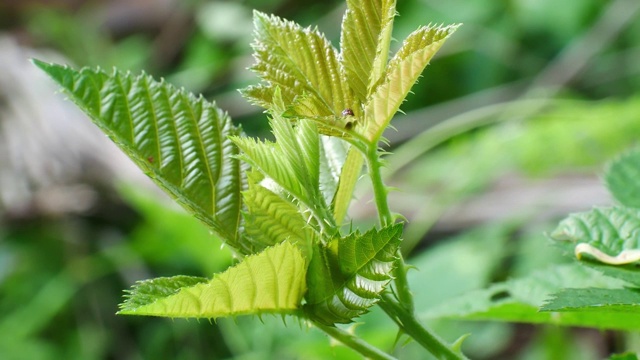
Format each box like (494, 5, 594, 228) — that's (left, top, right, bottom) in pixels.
(2, 0, 640, 358)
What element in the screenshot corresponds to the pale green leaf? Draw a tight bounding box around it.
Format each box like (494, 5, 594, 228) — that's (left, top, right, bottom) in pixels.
(341, 0, 397, 101)
(550, 206, 640, 264)
(605, 147, 640, 208)
(304, 224, 402, 325)
(318, 136, 349, 208)
(231, 114, 328, 222)
(243, 11, 353, 118)
(364, 24, 459, 142)
(118, 242, 307, 318)
(329, 145, 364, 225)
(421, 264, 640, 330)
(542, 288, 640, 313)
(242, 171, 314, 258)
(582, 261, 640, 287)
(34, 60, 246, 250)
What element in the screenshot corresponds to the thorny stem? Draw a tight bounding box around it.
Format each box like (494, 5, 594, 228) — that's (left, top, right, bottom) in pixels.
(366, 143, 463, 358)
(365, 144, 414, 311)
(379, 293, 465, 360)
(313, 321, 397, 360)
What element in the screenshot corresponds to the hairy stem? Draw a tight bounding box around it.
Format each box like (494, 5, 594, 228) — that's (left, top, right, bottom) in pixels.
(314, 321, 397, 360)
(365, 144, 414, 311)
(379, 293, 465, 360)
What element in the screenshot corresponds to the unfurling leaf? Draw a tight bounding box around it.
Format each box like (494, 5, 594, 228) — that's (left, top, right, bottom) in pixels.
(34, 60, 246, 251)
(550, 206, 640, 264)
(118, 242, 307, 318)
(304, 224, 403, 325)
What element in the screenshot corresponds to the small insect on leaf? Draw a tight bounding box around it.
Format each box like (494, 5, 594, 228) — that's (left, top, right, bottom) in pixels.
(147, 156, 154, 164)
(341, 108, 354, 117)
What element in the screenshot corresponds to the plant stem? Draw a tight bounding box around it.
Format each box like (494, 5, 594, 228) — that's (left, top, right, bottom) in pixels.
(365, 144, 393, 227)
(313, 321, 398, 360)
(379, 293, 465, 360)
(365, 144, 415, 311)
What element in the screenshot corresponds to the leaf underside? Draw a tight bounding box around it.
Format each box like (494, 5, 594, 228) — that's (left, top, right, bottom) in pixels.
(34, 60, 246, 251)
(304, 224, 403, 325)
(118, 242, 307, 318)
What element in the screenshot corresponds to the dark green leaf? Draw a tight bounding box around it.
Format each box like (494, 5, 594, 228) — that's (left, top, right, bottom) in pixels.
(34, 60, 246, 250)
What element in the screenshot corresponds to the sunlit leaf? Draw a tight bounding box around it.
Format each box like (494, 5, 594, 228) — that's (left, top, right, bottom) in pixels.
(605, 147, 640, 208)
(550, 206, 640, 264)
(304, 224, 402, 325)
(242, 11, 353, 119)
(118, 242, 307, 317)
(242, 171, 314, 258)
(364, 24, 459, 142)
(34, 60, 246, 250)
(231, 112, 331, 226)
(341, 0, 397, 101)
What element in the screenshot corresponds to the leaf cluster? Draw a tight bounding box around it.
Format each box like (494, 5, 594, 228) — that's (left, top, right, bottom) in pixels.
(34, 0, 457, 332)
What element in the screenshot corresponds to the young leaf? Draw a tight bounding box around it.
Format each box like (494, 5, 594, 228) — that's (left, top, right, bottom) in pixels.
(232, 111, 334, 229)
(304, 224, 402, 325)
(550, 206, 640, 264)
(605, 147, 640, 208)
(332, 147, 364, 225)
(542, 288, 640, 313)
(34, 60, 246, 250)
(242, 171, 314, 258)
(243, 11, 353, 118)
(364, 24, 460, 142)
(341, 0, 397, 101)
(118, 242, 307, 318)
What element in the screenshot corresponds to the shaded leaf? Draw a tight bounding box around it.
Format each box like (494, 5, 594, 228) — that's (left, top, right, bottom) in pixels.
(550, 206, 640, 264)
(542, 288, 640, 313)
(420, 264, 640, 330)
(118, 242, 307, 318)
(34, 60, 246, 250)
(605, 147, 640, 208)
(304, 224, 402, 325)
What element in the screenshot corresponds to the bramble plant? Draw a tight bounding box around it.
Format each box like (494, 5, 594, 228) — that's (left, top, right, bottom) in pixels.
(34, 0, 463, 359)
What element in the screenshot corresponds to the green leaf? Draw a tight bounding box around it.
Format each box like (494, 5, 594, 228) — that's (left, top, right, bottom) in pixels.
(363, 24, 459, 142)
(609, 352, 639, 360)
(242, 11, 353, 118)
(341, 0, 397, 101)
(34, 60, 246, 249)
(542, 288, 640, 313)
(242, 171, 314, 258)
(232, 111, 334, 229)
(420, 264, 640, 330)
(118, 242, 307, 318)
(605, 147, 640, 208)
(581, 261, 640, 287)
(304, 224, 402, 325)
(550, 206, 640, 264)
(332, 147, 364, 225)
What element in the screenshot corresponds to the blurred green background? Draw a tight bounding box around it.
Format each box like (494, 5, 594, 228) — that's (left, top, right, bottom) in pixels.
(0, 0, 639, 359)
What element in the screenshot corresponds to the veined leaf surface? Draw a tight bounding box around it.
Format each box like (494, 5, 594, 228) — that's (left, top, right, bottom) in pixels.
(118, 242, 307, 317)
(364, 24, 459, 142)
(35, 60, 246, 250)
(304, 224, 402, 325)
(550, 206, 640, 264)
(341, 0, 397, 101)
